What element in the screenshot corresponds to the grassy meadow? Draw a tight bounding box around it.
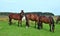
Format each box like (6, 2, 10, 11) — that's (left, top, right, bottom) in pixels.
(0, 16, 60, 36)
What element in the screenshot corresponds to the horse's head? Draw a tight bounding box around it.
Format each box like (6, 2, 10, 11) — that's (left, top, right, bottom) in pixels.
(20, 10, 24, 17)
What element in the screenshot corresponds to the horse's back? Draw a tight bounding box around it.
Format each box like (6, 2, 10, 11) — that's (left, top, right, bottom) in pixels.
(26, 14, 39, 21)
(9, 14, 21, 20)
(26, 14, 38, 20)
(39, 16, 52, 23)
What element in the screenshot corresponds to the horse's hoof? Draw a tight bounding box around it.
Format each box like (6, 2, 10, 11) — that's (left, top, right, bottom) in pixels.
(41, 27, 43, 29)
(49, 30, 52, 32)
(37, 27, 40, 30)
(52, 31, 54, 32)
(52, 30, 54, 32)
(18, 25, 19, 27)
(9, 24, 12, 25)
(34, 26, 36, 28)
(26, 26, 28, 29)
(21, 25, 22, 27)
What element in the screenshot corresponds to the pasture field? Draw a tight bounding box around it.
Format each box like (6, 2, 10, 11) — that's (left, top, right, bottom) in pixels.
(0, 16, 60, 36)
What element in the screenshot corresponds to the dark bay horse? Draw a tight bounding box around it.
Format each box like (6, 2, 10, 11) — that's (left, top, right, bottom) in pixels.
(56, 16, 60, 24)
(38, 16, 55, 32)
(9, 10, 24, 27)
(25, 14, 39, 28)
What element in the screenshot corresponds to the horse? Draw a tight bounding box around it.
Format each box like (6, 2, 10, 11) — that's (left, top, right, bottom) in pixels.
(25, 14, 39, 28)
(38, 16, 55, 32)
(56, 16, 60, 24)
(8, 10, 24, 27)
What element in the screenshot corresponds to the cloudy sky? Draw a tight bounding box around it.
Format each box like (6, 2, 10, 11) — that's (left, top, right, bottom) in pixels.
(0, 0, 60, 15)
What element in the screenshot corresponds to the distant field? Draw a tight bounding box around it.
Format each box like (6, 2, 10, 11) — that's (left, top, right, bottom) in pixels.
(0, 16, 8, 21)
(0, 16, 60, 36)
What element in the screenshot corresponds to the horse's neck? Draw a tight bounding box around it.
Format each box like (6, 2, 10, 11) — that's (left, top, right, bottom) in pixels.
(18, 13, 23, 19)
(20, 15, 22, 18)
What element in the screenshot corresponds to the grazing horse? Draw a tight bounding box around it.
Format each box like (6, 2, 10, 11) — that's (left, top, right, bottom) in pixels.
(9, 10, 24, 27)
(25, 14, 39, 28)
(56, 16, 60, 24)
(38, 16, 55, 32)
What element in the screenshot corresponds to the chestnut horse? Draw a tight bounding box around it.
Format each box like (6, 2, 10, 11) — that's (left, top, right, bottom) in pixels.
(9, 10, 24, 27)
(38, 16, 55, 32)
(56, 16, 60, 24)
(25, 14, 39, 28)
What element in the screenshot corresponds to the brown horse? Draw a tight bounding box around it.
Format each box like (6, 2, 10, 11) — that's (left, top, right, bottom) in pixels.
(9, 10, 24, 27)
(56, 16, 60, 24)
(38, 16, 55, 32)
(25, 14, 39, 28)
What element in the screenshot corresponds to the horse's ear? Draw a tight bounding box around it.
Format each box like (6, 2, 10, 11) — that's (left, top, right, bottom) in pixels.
(21, 10, 24, 13)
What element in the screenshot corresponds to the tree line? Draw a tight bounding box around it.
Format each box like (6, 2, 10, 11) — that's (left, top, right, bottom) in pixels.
(0, 12, 54, 16)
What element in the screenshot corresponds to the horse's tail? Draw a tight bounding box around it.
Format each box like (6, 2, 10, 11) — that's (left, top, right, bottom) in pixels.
(8, 14, 10, 20)
(49, 16, 55, 32)
(8, 14, 11, 18)
(52, 17, 55, 32)
(25, 14, 30, 28)
(8, 14, 12, 25)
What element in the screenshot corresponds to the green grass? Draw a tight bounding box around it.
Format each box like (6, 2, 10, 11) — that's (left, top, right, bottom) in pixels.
(0, 20, 60, 36)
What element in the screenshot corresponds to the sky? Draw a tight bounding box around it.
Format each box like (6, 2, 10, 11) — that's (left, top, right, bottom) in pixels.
(0, 0, 60, 15)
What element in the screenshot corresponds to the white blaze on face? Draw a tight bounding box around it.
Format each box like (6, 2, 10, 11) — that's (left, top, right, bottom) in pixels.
(22, 16, 26, 21)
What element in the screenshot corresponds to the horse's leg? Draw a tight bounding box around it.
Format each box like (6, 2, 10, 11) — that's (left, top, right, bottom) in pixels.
(9, 18, 12, 25)
(20, 20, 22, 27)
(37, 21, 40, 29)
(35, 21, 36, 28)
(52, 23, 55, 32)
(51, 24, 55, 32)
(49, 24, 51, 32)
(40, 22, 43, 29)
(18, 20, 20, 27)
(26, 20, 29, 28)
(51, 18, 55, 32)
